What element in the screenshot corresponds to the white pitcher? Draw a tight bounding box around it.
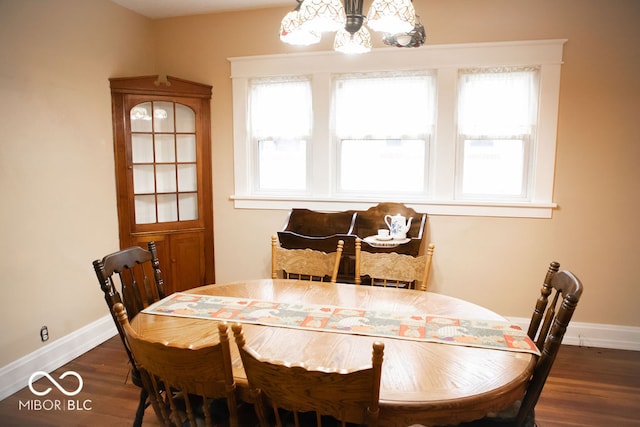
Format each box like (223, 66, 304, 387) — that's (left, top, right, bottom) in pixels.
(384, 214, 413, 239)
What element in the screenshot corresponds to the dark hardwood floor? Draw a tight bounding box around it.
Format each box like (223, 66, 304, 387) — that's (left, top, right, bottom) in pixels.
(1, 336, 639, 426)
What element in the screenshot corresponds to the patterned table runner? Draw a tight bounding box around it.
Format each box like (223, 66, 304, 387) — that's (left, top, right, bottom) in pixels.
(143, 293, 540, 356)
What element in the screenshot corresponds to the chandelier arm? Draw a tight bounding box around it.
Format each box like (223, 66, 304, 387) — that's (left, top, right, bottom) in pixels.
(343, 0, 365, 34)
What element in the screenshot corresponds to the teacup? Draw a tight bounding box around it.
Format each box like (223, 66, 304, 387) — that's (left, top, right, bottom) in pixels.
(377, 229, 390, 238)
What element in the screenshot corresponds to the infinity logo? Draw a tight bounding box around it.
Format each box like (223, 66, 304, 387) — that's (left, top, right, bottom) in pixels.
(28, 371, 83, 397)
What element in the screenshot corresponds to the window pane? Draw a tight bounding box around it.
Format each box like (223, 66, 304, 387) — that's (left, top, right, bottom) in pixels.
(175, 104, 195, 133)
(250, 77, 312, 139)
(458, 68, 538, 137)
(130, 102, 152, 132)
(461, 139, 524, 196)
(258, 139, 306, 191)
(340, 139, 425, 192)
(134, 195, 156, 224)
(131, 134, 153, 163)
(153, 101, 174, 133)
(177, 134, 196, 162)
(334, 72, 435, 138)
(457, 68, 536, 199)
(178, 164, 197, 192)
(156, 165, 176, 193)
(155, 134, 175, 162)
(334, 73, 433, 195)
(250, 78, 311, 192)
(157, 194, 178, 222)
(179, 194, 198, 221)
(133, 165, 155, 194)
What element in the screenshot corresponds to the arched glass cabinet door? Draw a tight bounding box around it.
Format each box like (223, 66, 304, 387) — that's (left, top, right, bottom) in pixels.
(130, 101, 199, 225)
(110, 75, 215, 293)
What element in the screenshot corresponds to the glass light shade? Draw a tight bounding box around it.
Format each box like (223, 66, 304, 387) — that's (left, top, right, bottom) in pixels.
(382, 16, 426, 48)
(395, 34, 413, 46)
(367, 0, 415, 34)
(280, 8, 321, 45)
(334, 26, 372, 54)
(299, 0, 346, 33)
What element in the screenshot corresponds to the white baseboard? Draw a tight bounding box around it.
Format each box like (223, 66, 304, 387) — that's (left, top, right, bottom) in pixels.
(1, 316, 637, 401)
(0, 315, 117, 401)
(508, 317, 640, 351)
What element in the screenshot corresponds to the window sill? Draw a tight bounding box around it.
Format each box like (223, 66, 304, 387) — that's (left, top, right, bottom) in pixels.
(230, 195, 556, 218)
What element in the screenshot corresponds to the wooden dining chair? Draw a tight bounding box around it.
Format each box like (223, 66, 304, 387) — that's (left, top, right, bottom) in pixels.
(455, 262, 584, 427)
(92, 242, 166, 426)
(114, 303, 240, 427)
(354, 238, 435, 290)
(232, 323, 384, 427)
(272, 235, 345, 283)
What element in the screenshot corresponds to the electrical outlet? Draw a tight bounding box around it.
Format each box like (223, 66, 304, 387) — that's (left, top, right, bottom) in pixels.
(40, 326, 49, 342)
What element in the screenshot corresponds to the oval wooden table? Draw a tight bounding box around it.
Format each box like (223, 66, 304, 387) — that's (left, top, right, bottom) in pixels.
(131, 279, 536, 426)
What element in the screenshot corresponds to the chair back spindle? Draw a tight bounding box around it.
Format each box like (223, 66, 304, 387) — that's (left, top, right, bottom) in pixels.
(527, 261, 560, 344)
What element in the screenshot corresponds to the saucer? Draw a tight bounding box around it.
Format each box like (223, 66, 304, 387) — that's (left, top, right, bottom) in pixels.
(363, 236, 411, 248)
(375, 235, 393, 241)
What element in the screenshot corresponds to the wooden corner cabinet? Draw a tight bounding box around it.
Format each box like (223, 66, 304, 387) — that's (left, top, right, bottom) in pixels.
(110, 75, 215, 294)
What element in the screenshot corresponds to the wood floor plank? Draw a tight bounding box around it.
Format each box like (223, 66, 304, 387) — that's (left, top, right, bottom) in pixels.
(534, 345, 640, 427)
(0, 336, 638, 426)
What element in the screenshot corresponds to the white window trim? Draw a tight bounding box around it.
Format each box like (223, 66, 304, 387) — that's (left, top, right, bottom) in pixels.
(229, 39, 566, 218)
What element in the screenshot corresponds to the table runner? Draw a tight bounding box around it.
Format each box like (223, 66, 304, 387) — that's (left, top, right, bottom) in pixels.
(143, 292, 540, 356)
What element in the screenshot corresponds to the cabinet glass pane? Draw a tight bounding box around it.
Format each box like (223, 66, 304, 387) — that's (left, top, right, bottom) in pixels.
(176, 104, 195, 132)
(155, 134, 175, 162)
(133, 165, 155, 194)
(177, 134, 196, 162)
(134, 195, 156, 224)
(157, 194, 178, 222)
(153, 101, 174, 132)
(156, 165, 176, 192)
(130, 102, 152, 132)
(132, 134, 153, 163)
(178, 164, 197, 192)
(179, 194, 198, 221)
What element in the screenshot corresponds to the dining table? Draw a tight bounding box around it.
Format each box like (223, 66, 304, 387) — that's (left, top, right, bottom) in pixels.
(131, 279, 537, 426)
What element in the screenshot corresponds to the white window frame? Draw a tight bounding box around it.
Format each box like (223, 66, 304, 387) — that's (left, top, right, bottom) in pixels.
(230, 39, 565, 218)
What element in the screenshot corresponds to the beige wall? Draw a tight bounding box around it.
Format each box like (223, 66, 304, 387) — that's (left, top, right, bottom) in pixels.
(0, 0, 638, 367)
(0, 0, 155, 366)
(152, 1, 640, 325)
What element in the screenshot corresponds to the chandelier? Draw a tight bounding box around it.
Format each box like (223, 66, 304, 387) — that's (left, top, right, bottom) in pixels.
(280, 0, 426, 54)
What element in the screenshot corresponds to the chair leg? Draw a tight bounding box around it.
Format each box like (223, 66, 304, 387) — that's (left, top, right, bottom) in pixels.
(133, 387, 148, 427)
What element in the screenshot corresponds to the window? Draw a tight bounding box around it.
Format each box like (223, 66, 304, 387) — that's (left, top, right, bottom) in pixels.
(334, 72, 435, 196)
(456, 67, 539, 200)
(250, 77, 312, 193)
(230, 39, 565, 217)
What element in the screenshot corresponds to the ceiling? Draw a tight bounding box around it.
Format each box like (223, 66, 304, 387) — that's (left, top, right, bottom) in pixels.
(110, 0, 292, 19)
